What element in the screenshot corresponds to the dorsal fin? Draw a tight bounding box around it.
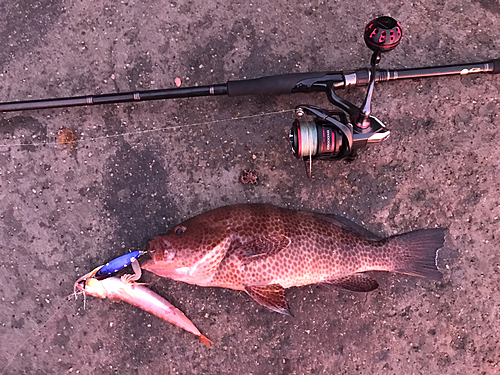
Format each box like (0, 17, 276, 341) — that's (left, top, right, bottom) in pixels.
(318, 213, 382, 241)
(244, 284, 293, 316)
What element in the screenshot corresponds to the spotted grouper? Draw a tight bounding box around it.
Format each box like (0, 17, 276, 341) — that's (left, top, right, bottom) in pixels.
(141, 204, 445, 315)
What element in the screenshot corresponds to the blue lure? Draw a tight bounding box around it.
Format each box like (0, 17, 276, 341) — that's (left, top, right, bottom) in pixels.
(95, 250, 145, 278)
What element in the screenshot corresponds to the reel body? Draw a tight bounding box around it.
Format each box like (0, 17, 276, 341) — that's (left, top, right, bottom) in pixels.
(289, 106, 390, 160)
(288, 16, 399, 165)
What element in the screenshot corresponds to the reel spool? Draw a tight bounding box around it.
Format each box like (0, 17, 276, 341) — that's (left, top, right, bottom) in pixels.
(289, 105, 390, 161)
(289, 110, 350, 160)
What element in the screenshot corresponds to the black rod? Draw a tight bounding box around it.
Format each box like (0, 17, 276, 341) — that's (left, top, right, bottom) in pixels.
(0, 84, 228, 112)
(0, 59, 497, 112)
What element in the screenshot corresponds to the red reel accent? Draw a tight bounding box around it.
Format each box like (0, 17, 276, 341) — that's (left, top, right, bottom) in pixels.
(364, 17, 402, 53)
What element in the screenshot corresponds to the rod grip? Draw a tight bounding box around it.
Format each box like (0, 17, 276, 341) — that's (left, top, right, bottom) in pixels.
(491, 59, 500, 74)
(226, 72, 337, 96)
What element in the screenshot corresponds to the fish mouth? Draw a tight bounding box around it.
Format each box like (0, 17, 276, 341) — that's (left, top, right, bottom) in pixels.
(141, 263, 184, 279)
(147, 237, 177, 261)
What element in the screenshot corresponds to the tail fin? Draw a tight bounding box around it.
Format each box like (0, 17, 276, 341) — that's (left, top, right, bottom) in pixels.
(198, 334, 213, 347)
(389, 228, 445, 279)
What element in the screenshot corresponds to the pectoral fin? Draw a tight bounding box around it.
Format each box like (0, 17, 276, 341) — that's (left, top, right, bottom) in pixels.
(244, 284, 293, 316)
(239, 234, 291, 265)
(322, 274, 379, 292)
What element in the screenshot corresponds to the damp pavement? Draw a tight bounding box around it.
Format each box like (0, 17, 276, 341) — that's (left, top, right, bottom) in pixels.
(1, 1, 499, 374)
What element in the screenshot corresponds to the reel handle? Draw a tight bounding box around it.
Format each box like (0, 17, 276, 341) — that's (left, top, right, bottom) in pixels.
(364, 16, 402, 54)
(355, 16, 402, 129)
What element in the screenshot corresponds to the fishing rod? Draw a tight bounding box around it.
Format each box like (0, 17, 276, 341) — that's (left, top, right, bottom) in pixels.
(0, 16, 498, 165)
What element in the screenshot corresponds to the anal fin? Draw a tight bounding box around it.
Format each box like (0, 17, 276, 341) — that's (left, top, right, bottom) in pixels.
(322, 274, 379, 292)
(244, 284, 293, 316)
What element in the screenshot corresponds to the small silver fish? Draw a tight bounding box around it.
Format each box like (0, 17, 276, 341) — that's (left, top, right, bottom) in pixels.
(75, 264, 212, 346)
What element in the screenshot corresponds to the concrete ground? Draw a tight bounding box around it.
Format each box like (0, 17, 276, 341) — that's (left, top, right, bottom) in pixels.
(1, 0, 499, 374)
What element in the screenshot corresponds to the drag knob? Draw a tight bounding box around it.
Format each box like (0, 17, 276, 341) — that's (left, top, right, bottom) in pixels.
(364, 16, 402, 53)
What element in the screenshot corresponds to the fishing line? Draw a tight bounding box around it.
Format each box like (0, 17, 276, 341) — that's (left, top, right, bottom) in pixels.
(0, 109, 295, 150)
(0, 104, 293, 375)
(0, 108, 291, 375)
(0, 16, 497, 166)
(0, 291, 85, 375)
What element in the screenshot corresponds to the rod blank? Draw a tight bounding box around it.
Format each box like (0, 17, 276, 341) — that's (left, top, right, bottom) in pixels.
(0, 85, 228, 112)
(0, 59, 497, 113)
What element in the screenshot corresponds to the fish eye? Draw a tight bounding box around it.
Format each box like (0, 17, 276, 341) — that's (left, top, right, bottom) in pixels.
(174, 225, 187, 234)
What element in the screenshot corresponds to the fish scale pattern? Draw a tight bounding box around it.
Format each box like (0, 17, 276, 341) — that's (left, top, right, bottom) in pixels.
(143, 204, 443, 291)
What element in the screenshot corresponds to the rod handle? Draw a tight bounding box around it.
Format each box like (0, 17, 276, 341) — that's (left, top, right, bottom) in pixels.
(226, 72, 343, 96)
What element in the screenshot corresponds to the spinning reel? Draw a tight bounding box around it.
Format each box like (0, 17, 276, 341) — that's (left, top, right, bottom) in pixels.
(289, 16, 401, 167)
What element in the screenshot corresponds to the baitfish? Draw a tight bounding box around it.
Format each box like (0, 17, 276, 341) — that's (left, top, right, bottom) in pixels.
(141, 204, 445, 315)
(75, 265, 212, 347)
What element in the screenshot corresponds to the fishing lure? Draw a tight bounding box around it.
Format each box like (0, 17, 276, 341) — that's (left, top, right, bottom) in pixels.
(94, 250, 146, 278)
